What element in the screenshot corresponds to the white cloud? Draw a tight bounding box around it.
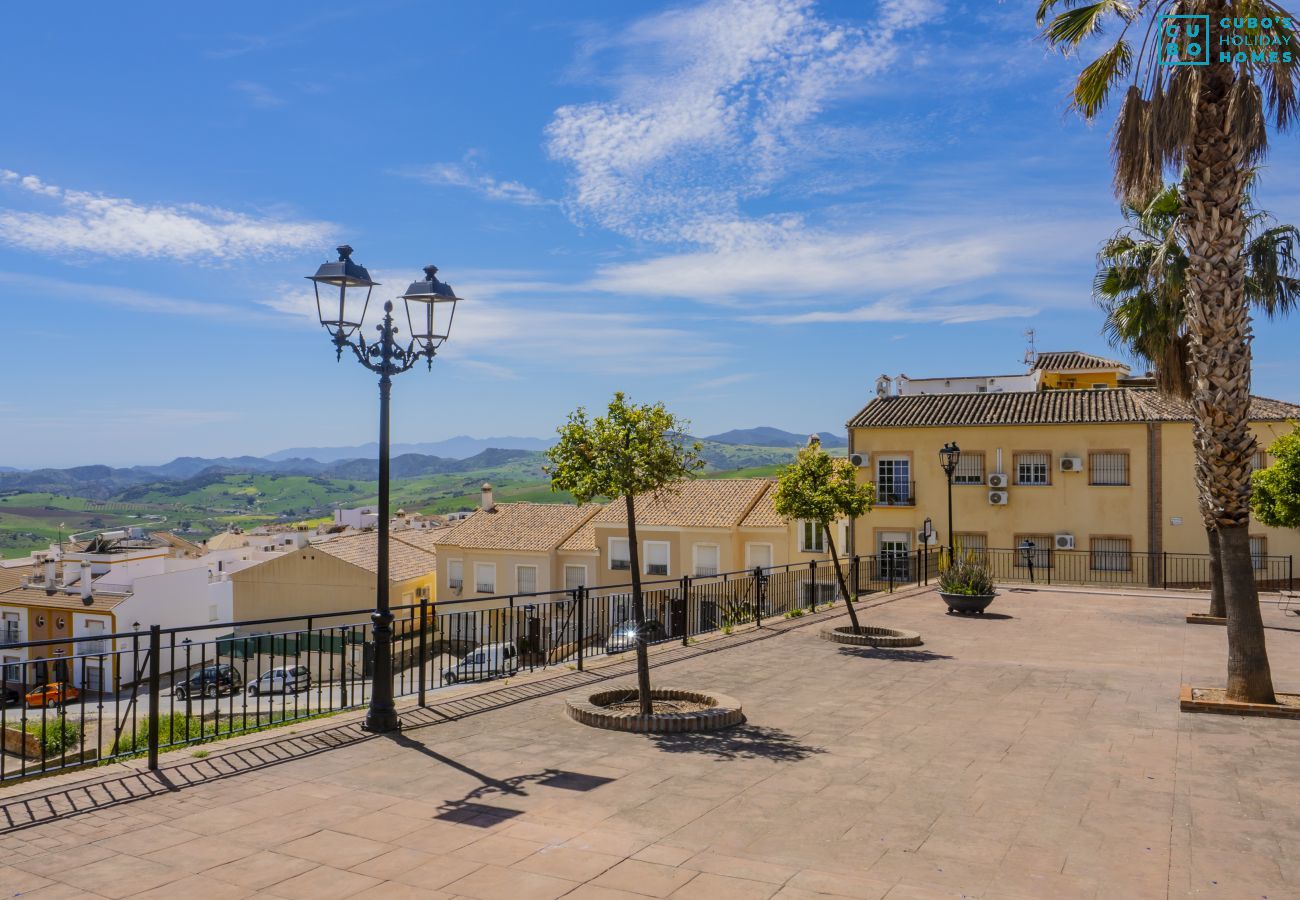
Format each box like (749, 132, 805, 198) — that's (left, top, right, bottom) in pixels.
(692, 372, 754, 390)
(0, 170, 334, 260)
(400, 161, 549, 207)
(545, 0, 938, 244)
(231, 80, 284, 108)
(746, 299, 1037, 326)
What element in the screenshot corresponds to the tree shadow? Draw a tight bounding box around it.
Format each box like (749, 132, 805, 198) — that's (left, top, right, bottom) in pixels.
(646, 723, 824, 762)
(835, 647, 954, 662)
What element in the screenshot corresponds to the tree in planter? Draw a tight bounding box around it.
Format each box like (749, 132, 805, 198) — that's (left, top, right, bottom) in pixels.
(771, 437, 875, 631)
(1038, 1, 1300, 702)
(1095, 183, 1300, 614)
(545, 393, 703, 716)
(1251, 426, 1300, 529)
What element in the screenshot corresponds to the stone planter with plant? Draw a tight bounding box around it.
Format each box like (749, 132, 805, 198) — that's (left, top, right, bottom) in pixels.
(937, 551, 997, 615)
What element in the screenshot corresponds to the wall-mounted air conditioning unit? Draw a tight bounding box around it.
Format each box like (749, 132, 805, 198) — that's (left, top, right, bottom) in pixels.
(988, 490, 1008, 505)
(1054, 533, 1075, 550)
(988, 473, 1007, 489)
(849, 452, 870, 468)
(916, 530, 939, 546)
(1059, 456, 1084, 472)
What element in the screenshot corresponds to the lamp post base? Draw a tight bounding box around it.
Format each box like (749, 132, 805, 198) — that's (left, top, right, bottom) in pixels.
(361, 710, 402, 733)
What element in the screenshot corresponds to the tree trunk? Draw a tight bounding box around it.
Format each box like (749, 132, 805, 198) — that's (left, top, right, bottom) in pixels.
(1206, 525, 1225, 618)
(624, 493, 654, 715)
(1181, 56, 1275, 702)
(1220, 523, 1275, 702)
(823, 523, 861, 631)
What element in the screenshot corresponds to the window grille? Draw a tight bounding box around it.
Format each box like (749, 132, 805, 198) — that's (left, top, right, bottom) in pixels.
(1249, 536, 1267, 570)
(953, 452, 984, 484)
(1015, 452, 1050, 485)
(1089, 452, 1129, 485)
(1090, 537, 1132, 572)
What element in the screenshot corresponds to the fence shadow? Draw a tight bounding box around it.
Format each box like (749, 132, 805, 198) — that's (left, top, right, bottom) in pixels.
(646, 723, 824, 762)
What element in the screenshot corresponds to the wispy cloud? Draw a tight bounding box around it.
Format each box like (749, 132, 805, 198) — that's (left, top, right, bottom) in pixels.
(0, 271, 290, 324)
(231, 80, 284, 108)
(399, 158, 550, 207)
(0, 170, 334, 260)
(692, 372, 754, 391)
(746, 300, 1037, 326)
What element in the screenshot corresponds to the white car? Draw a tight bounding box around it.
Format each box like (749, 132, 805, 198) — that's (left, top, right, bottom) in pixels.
(442, 643, 520, 684)
(247, 665, 311, 696)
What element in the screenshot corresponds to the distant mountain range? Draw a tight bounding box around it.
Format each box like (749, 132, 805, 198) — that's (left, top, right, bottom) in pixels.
(266, 435, 553, 463)
(703, 427, 846, 448)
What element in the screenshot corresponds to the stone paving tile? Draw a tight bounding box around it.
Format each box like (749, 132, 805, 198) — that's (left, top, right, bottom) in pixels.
(4, 588, 1300, 898)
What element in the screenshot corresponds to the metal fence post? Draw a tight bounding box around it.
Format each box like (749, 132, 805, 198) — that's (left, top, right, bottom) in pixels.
(418, 596, 429, 707)
(851, 555, 860, 599)
(1161, 552, 1168, 590)
(1046, 548, 1052, 585)
(757, 566, 768, 627)
(575, 587, 586, 672)
(916, 548, 922, 587)
(147, 625, 161, 771)
(808, 560, 817, 611)
(680, 575, 690, 646)
(1290, 556, 1294, 592)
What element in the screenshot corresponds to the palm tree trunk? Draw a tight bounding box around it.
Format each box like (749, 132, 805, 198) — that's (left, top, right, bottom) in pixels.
(822, 523, 861, 631)
(1206, 525, 1225, 618)
(625, 493, 654, 715)
(1181, 58, 1275, 702)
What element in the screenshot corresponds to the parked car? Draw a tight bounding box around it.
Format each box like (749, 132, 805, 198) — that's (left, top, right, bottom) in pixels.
(247, 665, 311, 696)
(442, 643, 520, 684)
(1, 686, 20, 708)
(26, 682, 79, 708)
(174, 664, 243, 700)
(605, 619, 667, 655)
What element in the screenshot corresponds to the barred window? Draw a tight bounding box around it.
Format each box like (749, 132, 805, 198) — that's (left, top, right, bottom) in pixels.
(953, 452, 984, 485)
(953, 533, 987, 563)
(1251, 450, 1269, 472)
(1249, 536, 1267, 571)
(1090, 537, 1132, 572)
(1089, 451, 1130, 486)
(1015, 534, 1053, 569)
(447, 559, 463, 590)
(610, 538, 630, 570)
(1015, 452, 1050, 486)
(801, 520, 825, 553)
(474, 562, 496, 594)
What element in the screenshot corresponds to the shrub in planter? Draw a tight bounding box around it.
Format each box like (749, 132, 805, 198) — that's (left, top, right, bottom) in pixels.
(937, 550, 994, 596)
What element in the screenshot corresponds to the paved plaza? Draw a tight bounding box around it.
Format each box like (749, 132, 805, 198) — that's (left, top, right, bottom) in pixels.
(2, 585, 1299, 899)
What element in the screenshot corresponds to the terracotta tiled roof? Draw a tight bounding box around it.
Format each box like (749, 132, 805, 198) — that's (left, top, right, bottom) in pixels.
(592, 479, 773, 529)
(151, 532, 205, 557)
(313, 531, 436, 583)
(558, 516, 598, 552)
(205, 532, 249, 551)
(1032, 351, 1129, 372)
(739, 482, 785, 529)
(0, 564, 33, 594)
(848, 389, 1300, 429)
(432, 503, 601, 552)
(391, 530, 442, 555)
(0, 585, 127, 612)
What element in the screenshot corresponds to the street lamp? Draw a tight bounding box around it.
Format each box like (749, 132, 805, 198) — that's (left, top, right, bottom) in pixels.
(938, 442, 961, 552)
(308, 245, 460, 733)
(1020, 538, 1037, 583)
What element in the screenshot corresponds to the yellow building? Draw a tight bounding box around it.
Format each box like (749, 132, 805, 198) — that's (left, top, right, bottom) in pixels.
(229, 530, 437, 632)
(846, 384, 1300, 581)
(1031, 350, 1130, 391)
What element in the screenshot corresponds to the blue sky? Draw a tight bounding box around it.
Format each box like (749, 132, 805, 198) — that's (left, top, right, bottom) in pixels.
(3, 0, 1299, 468)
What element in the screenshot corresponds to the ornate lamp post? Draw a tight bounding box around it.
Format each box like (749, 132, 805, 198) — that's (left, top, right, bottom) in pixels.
(308, 245, 459, 733)
(938, 442, 961, 552)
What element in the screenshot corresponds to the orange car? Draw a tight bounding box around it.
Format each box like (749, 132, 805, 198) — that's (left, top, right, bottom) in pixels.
(25, 682, 79, 708)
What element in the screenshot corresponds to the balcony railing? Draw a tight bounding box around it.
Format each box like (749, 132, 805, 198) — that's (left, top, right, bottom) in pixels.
(875, 481, 915, 506)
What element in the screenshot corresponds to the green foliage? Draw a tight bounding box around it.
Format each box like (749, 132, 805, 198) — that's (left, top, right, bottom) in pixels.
(545, 392, 704, 504)
(772, 440, 874, 531)
(1252, 425, 1300, 529)
(25, 719, 82, 757)
(783, 608, 806, 619)
(937, 549, 995, 597)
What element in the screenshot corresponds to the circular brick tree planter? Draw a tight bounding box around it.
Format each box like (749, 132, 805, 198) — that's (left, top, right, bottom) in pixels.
(566, 688, 744, 733)
(821, 625, 922, 648)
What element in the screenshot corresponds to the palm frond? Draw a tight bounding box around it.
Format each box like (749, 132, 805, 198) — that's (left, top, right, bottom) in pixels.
(1042, 1, 1133, 49)
(1074, 39, 1132, 118)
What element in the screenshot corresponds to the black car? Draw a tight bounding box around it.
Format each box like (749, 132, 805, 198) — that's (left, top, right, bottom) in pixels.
(174, 664, 243, 700)
(605, 619, 667, 655)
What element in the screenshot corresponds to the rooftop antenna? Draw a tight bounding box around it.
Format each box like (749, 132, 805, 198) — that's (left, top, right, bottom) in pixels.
(1022, 328, 1037, 369)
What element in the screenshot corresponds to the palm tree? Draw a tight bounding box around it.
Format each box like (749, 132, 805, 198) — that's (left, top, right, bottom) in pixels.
(1095, 183, 1300, 616)
(1040, 1, 1300, 703)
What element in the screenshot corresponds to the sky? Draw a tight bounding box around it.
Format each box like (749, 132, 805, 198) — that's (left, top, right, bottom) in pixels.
(3, 0, 1299, 468)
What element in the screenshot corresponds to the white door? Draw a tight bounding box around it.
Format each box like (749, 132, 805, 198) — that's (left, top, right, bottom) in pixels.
(84, 664, 103, 692)
(878, 532, 911, 580)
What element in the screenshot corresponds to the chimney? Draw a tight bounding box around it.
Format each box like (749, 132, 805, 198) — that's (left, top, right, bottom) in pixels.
(481, 482, 495, 513)
(80, 561, 93, 603)
(44, 558, 57, 586)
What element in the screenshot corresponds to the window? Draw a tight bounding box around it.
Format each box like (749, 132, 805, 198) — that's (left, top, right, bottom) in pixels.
(208, 604, 219, 622)
(693, 544, 720, 577)
(876, 457, 912, 505)
(800, 521, 825, 553)
(745, 543, 773, 570)
(1089, 451, 1129, 486)
(1058, 377, 1077, 389)
(609, 538, 631, 570)
(447, 559, 464, 590)
(564, 565, 588, 590)
(1249, 536, 1268, 571)
(474, 563, 496, 594)
(952, 451, 985, 485)
(1, 613, 18, 646)
(516, 565, 537, 595)
(83, 620, 107, 655)
(877, 532, 911, 580)
(953, 533, 988, 563)
(3, 656, 20, 682)
(1091, 383, 1109, 390)
(1015, 452, 1050, 486)
(1015, 534, 1054, 569)
(644, 541, 670, 577)
(1251, 449, 1269, 472)
(1090, 537, 1132, 572)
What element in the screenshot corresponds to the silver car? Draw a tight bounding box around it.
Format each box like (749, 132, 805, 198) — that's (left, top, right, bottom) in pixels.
(247, 665, 311, 696)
